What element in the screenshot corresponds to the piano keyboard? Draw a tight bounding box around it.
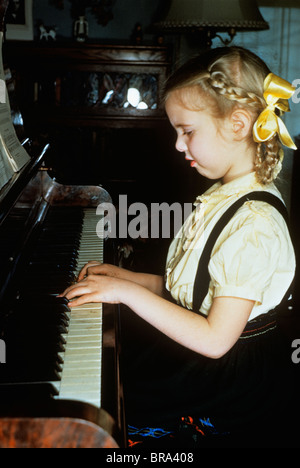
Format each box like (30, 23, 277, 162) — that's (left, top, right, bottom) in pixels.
(53, 208, 104, 408)
(0, 206, 105, 409)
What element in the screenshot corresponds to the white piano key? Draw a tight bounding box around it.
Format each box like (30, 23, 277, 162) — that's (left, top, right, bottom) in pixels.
(53, 208, 104, 408)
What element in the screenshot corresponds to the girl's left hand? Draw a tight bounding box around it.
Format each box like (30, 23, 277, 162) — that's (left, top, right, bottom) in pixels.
(59, 274, 124, 307)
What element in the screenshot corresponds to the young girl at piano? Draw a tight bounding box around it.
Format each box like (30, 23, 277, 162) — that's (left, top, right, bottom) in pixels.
(60, 46, 297, 446)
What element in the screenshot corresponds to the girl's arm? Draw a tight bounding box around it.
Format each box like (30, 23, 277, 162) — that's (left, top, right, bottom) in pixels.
(60, 273, 255, 359)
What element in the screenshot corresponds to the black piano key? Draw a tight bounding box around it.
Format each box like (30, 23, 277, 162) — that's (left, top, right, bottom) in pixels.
(0, 205, 87, 387)
(2, 326, 67, 353)
(28, 260, 78, 273)
(18, 293, 70, 310)
(0, 365, 62, 384)
(19, 272, 76, 286)
(0, 339, 65, 382)
(0, 344, 64, 382)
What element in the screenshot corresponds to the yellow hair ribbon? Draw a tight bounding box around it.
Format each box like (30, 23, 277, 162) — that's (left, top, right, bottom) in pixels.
(253, 73, 297, 150)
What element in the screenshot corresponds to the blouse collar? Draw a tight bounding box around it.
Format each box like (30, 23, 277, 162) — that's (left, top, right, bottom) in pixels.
(194, 172, 264, 207)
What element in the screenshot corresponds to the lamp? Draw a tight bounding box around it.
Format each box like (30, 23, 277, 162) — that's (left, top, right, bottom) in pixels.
(155, 0, 269, 47)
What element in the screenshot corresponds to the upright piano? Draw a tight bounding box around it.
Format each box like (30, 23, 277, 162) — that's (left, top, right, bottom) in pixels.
(0, 141, 126, 448)
(0, 0, 127, 448)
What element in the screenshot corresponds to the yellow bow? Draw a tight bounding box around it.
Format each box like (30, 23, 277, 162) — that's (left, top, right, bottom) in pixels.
(253, 73, 297, 150)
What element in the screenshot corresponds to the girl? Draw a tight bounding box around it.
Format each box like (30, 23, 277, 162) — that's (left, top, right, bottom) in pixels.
(60, 46, 297, 447)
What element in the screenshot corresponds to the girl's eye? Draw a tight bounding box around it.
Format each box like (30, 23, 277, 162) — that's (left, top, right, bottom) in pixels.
(183, 130, 193, 136)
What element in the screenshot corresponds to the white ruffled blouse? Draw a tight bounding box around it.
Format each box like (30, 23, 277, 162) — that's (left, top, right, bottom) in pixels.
(165, 172, 295, 321)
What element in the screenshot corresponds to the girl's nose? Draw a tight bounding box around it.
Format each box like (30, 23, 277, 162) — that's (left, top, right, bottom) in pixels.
(175, 135, 187, 153)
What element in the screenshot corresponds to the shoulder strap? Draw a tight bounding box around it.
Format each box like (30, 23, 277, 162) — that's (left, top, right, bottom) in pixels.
(192, 191, 289, 314)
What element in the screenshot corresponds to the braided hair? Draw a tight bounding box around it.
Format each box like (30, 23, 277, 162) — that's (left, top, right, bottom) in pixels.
(163, 47, 281, 184)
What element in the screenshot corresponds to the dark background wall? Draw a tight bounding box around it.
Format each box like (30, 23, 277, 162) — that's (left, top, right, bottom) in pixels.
(33, 0, 165, 43)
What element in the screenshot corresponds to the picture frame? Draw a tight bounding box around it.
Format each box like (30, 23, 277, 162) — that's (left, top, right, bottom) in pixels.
(6, 0, 33, 41)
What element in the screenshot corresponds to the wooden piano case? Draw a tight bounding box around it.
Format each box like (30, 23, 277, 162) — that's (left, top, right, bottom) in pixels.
(0, 144, 126, 448)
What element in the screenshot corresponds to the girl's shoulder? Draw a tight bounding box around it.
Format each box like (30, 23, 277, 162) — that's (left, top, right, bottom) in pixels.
(238, 182, 287, 228)
(211, 180, 291, 250)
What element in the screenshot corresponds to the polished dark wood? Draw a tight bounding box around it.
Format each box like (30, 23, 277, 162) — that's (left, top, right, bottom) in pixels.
(0, 417, 119, 449)
(0, 392, 120, 448)
(0, 142, 48, 227)
(4, 42, 171, 129)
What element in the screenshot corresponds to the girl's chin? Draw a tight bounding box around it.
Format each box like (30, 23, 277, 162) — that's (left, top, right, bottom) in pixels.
(193, 165, 221, 180)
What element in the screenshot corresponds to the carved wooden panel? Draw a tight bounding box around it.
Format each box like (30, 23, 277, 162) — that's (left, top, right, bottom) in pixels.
(4, 43, 172, 128)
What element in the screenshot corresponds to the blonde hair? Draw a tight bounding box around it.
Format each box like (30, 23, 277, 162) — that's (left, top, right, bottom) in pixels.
(163, 46, 281, 184)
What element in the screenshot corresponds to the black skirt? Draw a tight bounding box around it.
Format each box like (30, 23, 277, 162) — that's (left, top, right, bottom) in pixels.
(121, 308, 297, 447)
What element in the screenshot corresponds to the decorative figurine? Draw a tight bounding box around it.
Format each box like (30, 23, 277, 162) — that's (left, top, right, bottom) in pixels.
(74, 15, 88, 42)
(38, 22, 57, 41)
(131, 23, 143, 45)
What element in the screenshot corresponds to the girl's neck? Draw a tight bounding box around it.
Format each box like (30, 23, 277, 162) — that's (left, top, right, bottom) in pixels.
(221, 166, 254, 185)
(221, 142, 256, 185)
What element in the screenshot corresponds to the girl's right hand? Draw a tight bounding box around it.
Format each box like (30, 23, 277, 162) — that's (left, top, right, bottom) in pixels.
(77, 262, 165, 298)
(77, 261, 125, 282)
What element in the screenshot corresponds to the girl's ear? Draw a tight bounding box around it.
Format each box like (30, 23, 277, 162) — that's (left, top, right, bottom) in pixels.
(230, 109, 253, 141)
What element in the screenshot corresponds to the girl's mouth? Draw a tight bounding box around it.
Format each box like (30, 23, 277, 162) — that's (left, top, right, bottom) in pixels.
(185, 155, 196, 168)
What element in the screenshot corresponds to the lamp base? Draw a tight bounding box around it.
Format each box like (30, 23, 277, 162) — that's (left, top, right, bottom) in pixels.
(184, 27, 236, 48)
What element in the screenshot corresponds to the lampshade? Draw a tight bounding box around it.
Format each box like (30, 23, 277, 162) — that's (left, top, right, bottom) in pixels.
(156, 0, 269, 32)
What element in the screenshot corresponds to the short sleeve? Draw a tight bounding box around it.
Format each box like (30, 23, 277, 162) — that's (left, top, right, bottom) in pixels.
(207, 202, 292, 305)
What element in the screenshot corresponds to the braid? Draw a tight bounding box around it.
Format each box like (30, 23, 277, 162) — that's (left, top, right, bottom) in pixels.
(254, 137, 282, 185)
(207, 72, 265, 109)
(206, 63, 283, 184)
